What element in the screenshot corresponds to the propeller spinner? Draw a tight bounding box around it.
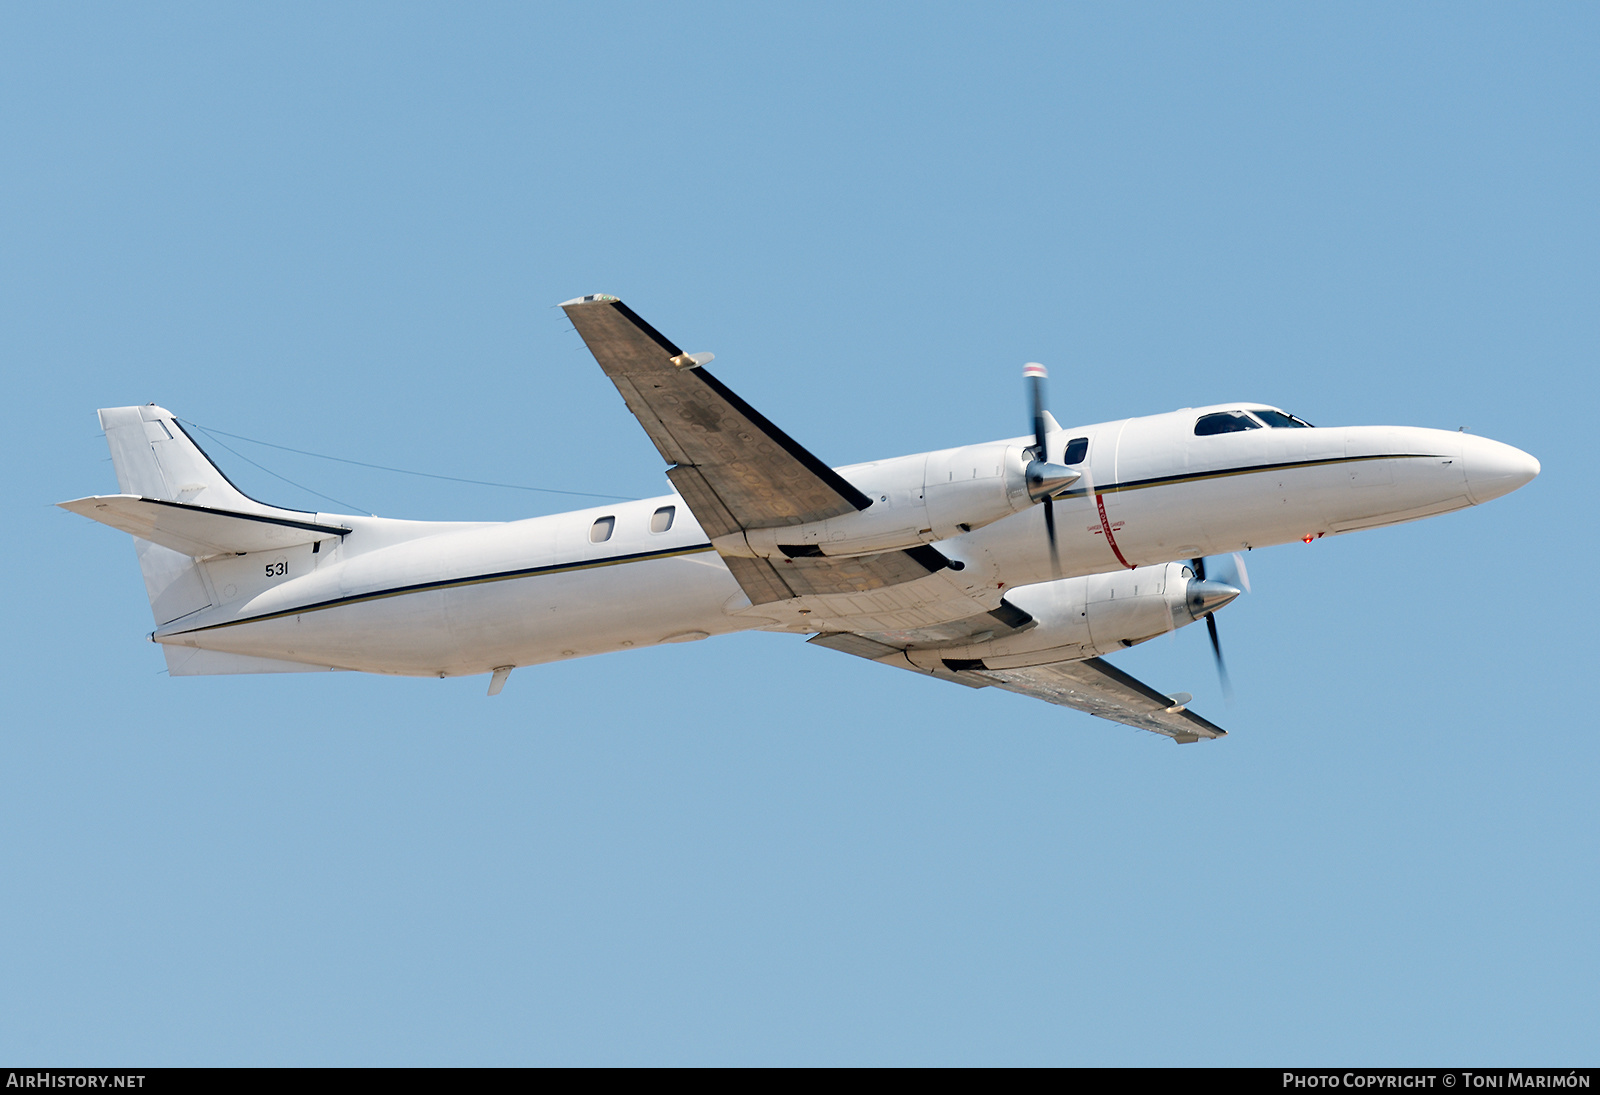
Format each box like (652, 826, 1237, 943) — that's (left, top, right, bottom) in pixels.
(1187, 553, 1249, 697)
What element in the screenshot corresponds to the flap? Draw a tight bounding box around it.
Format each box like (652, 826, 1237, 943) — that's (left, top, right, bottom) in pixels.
(724, 547, 955, 605)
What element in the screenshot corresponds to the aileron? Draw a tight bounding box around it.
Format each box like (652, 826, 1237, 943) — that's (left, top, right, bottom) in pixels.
(975, 657, 1227, 742)
(811, 630, 1227, 743)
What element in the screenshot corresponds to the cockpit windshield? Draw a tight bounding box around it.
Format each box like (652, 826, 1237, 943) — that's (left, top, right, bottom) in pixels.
(1254, 409, 1315, 428)
(1193, 411, 1262, 436)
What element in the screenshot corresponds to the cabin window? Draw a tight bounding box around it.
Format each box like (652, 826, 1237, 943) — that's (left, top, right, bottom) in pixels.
(650, 505, 675, 534)
(590, 516, 615, 543)
(1062, 437, 1089, 464)
(1254, 409, 1315, 429)
(1194, 411, 1263, 436)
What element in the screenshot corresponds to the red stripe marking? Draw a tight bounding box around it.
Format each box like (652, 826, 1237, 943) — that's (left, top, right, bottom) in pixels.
(1095, 492, 1135, 570)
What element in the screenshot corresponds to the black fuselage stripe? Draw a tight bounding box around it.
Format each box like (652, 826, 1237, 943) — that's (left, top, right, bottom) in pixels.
(169, 452, 1438, 635)
(1095, 453, 1438, 495)
(169, 542, 718, 635)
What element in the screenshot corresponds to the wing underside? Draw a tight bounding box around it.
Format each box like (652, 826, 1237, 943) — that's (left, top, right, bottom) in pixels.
(975, 657, 1227, 742)
(811, 633, 1227, 743)
(563, 295, 982, 608)
(562, 296, 871, 536)
(563, 295, 1225, 743)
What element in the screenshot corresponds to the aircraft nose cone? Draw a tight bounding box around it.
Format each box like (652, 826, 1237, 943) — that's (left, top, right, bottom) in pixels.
(1186, 579, 1242, 621)
(1462, 435, 1540, 504)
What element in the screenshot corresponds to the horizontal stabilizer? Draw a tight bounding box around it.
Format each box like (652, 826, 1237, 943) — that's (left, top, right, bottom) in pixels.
(59, 495, 350, 558)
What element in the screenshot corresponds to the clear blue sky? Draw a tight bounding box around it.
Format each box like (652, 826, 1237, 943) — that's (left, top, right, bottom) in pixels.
(3, 2, 1595, 1065)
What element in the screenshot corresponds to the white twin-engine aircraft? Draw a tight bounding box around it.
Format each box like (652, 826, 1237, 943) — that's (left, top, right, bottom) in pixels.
(63, 295, 1539, 743)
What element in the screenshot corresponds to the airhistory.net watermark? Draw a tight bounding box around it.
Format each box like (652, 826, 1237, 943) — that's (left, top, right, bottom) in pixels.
(5, 1076, 145, 1089)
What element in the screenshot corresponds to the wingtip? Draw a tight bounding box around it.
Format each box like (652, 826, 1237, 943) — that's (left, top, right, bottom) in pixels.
(558, 293, 621, 308)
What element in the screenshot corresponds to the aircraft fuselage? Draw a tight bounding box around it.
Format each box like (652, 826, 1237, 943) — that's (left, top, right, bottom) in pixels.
(149, 406, 1536, 678)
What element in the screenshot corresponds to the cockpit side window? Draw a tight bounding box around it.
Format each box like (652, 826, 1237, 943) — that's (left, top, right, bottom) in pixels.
(1254, 409, 1315, 428)
(1193, 411, 1263, 436)
(1061, 437, 1089, 464)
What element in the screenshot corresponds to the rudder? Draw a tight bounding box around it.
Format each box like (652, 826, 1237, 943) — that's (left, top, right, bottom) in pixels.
(95, 405, 313, 627)
(99, 405, 269, 511)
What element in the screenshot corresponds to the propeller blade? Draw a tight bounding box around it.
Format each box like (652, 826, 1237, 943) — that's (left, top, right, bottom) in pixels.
(1043, 496, 1060, 576)
(1025, 362, 1049, 461)
(1230, 551, 1252, 594)
(1208, 551, 1252, 594)
(1205, 612, 1233, 700)
(1191, 555, 1237, 698)
(1025, 363, 1064, 576)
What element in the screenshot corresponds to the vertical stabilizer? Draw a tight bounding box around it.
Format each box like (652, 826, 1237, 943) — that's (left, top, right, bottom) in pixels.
(99, 405, 282, 513)
(96, 405, 315, 626)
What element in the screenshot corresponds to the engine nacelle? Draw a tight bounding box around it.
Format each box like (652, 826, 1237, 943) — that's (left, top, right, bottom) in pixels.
(728, 442, 1039, 560)
(903, 562, 1239, 670)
